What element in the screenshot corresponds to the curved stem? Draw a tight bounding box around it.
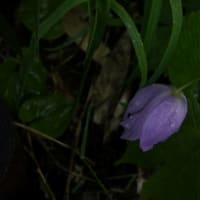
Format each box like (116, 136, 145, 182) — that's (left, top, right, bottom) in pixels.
(176, 79, 200, 93)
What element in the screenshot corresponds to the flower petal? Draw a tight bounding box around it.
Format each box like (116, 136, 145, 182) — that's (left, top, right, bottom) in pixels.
(123, 84, 171, 120)
(120, 112, 143, 140)
(140, 94, 187, 151)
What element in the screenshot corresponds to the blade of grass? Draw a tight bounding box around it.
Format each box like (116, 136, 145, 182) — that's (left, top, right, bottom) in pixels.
(111, 0, 148, 87)
(72, 0, 111, 119)
(142, 0, 163, 54)
(38, 0, 87, 38)
(45, 28, 88, 52)
(80, 103, 93, 159)
(148, 0, 183, 83)
(84, 0, 111, 65)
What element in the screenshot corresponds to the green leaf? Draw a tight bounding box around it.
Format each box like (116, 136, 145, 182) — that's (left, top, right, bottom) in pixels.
(19, 58, 47, 96)
(140, 125, 200, 200)
(140, 151, 200, 200)
(3, 72, 21, 110)
(19, 95, 72, 137)
(169, 11, 200, 87)
(17, 48, 48, 101)
(111, 0, 148, 86)
(142, 0, 163, 54)
(0, 58, 18, 95)
(0, 58, 21, 109)
(117, 141, 164, 167)
(85, 0, 111, 64)
(148, 0, 183, 83)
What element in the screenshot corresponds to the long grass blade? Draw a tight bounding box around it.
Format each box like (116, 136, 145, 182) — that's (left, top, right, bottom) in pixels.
(143, 0, 163, 54)
(85, 0, 111, 65)
(148, 0, 183, 83)
(111, 0, 148, 87)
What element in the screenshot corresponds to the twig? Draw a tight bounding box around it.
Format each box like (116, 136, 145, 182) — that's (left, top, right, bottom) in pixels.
(24, 147, 56, 200)
(14, 122, 78, 153)
(82, 158, 113, 200)
(14, 121, 112, 199)
(39, 140, 94, 182)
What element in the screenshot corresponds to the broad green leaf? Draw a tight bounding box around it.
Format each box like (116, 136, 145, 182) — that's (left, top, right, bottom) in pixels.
(140, 125, 200, 200)
(19, 95, 72, 137)
(169, 11, 200, 87)
(17, 49, 48, 101)
(3, 72, 21, 110)
(140, 153, 200, 200)
(0, 58, 18, 95)
(19, 58, 47, 96)
(0, 58, 21, 109)
(117, 141, 164, 167)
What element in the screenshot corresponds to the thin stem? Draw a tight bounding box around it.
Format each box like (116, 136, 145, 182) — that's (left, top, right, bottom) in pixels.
(15, 122, 112, 199)
(14, 122, 78, 152)
(80, 103, 93, 159)
(176, 79, 200, 93)
(82, 158, 113, 200)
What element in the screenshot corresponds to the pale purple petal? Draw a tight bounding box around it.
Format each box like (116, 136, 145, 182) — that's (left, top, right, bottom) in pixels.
(121, 112, 143, 140)
(123, 84, 171, 120)
(121, 84, 172, 141)
(140, 93, 187, 151)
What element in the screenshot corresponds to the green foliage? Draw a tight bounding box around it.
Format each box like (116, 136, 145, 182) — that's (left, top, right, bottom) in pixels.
(19, 95, 72, 137)
(142, 0, 163, 54)
(111, 0, 148, 86)
(148, 0, 183, 83)
(0, 58, 20, 109)
(0, 54, 72, 137)
(85, 0, 111, 65)
(19, 49, 48, 97)
(18, 0, 64, 38)
(37, 0, 87, 39)
(169, 11, 200, 87)
(140, 125, 200, 200)
(141, 150, 200, 200)
(0, 58, 18, 95)
(117, 141, 164, 167)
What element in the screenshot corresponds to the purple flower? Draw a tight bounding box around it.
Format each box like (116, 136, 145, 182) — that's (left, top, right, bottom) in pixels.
(120, 84, 187, 151)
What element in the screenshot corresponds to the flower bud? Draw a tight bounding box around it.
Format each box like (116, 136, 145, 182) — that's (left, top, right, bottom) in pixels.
(120, 84, 187, 151)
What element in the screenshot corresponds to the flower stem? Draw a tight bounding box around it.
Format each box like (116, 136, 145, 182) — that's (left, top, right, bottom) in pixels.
(176, 79, 200, 93)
